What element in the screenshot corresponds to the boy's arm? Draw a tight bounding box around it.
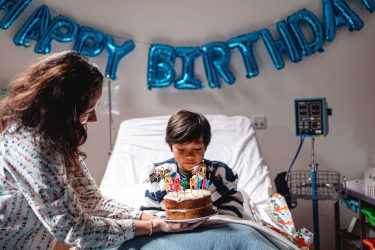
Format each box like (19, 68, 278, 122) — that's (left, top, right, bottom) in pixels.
(139, 164, 166, 217)
(210, 161, 245, 218)
(139, 187, 166, 217)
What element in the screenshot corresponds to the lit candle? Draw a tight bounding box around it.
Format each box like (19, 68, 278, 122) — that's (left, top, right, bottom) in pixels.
(168, 179, 174, 193)
(174, 178, 181, 195)
(197, 178, 202, 190)
(202, 179, 207, 190)
(181, 177, 188, 191)
(205, 179, 210, 190)
(190, 178, 196, 191)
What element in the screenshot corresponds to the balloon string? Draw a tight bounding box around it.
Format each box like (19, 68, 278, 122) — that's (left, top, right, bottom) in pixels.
(36, 0, 318, 46)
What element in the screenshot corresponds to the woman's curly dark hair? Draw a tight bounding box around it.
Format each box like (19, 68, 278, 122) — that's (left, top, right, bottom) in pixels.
(0, 51, 103, 170)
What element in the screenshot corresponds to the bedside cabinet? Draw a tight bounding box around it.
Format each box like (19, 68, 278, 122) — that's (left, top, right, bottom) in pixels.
(335, 180, 375, 250)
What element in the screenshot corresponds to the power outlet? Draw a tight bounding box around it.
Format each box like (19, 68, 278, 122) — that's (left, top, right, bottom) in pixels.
(252, 115, 267, 129)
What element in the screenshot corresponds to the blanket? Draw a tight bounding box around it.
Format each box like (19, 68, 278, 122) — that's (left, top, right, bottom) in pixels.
(119, 223, 278, 250)
(116, 216, 299, 250)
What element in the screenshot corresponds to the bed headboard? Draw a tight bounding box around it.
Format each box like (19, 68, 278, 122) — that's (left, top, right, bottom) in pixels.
(100, 115, 272, 205)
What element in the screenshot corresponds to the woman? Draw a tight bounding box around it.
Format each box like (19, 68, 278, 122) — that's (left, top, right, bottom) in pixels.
(0, 51, 201, 249)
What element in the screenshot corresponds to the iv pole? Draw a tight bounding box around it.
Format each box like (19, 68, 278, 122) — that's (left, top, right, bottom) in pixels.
(310, 137, 320, 250)
(292, 98, 332, 250)
(107, 78, 114, 154)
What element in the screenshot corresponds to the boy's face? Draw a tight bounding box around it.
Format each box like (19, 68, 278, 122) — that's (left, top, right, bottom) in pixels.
(171, 136, 205, 174)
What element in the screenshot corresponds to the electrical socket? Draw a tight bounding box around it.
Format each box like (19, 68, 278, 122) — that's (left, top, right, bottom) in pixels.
(251, 115, 267, 129)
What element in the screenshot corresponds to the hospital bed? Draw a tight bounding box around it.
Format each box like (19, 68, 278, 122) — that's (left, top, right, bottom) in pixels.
(100, 115, 301, 249)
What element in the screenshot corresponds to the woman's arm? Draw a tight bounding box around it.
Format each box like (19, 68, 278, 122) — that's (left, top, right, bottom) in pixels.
(68, 159, 142, 220)
(2, 133, 136, 249)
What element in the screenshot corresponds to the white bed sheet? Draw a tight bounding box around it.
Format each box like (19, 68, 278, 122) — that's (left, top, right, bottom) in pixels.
(100, 114, 272, 206)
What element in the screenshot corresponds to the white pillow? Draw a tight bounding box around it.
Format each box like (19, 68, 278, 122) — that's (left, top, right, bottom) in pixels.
(104, 183, 148, 209)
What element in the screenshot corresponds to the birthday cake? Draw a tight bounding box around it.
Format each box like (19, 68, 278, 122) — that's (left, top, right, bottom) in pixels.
(164, 189, 214, 220)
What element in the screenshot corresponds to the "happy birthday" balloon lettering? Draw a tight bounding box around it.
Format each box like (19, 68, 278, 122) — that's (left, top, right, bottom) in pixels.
(0, 1, 134, 80)
(0, 0, 374, 85)
(147, 0, 374, 89)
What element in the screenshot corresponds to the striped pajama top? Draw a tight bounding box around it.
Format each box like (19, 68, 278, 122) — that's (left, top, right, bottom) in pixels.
(140, 158, 244, 218)
(0, 125, 141, 250)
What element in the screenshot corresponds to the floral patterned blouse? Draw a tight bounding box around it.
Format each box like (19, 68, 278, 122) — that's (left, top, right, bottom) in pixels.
(0, 125, 141, 250)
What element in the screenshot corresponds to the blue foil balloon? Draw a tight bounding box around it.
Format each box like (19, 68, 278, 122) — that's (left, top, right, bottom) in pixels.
(104, 36, 135, 81)
(34, 15, 78, 54)
(227, 32, 260, 78)
(361, 0, 375, 12)
(322, 0, 336, 42)
(0, 0, 31, 29)
(287, 9, 324, 57)
(13, 5, 51, 47)
(259, 29, 285, 70)
(333, 0, 364, 31)
(147, 44, 176, 89)
(201, 41, 235, 89)
(74, 26, 105, 57)
(175, 47, 202, 89)
(276, 20, 302, 63)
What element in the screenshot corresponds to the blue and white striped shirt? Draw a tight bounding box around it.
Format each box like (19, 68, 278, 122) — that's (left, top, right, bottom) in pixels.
(140, 158, 244, 218)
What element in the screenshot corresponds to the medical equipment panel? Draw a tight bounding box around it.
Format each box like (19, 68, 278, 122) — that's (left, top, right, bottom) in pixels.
(294, 97, 330, 137)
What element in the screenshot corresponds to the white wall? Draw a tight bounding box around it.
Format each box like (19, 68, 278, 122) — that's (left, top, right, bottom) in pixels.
(1, 0, 374, 249)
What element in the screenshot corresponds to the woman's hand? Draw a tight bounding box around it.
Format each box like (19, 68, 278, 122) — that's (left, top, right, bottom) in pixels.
(134, 214, 204, 236)
(152, 217, 204, 233)
(138, 212, 154, 221)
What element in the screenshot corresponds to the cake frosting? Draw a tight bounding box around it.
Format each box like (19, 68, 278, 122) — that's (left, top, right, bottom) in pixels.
(164, 189, 211, 202)
(164, 189, 214, 220)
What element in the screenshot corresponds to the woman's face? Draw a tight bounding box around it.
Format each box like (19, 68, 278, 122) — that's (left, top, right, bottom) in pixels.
(79, 88, 102, 125)
(171, 136, 205, 174)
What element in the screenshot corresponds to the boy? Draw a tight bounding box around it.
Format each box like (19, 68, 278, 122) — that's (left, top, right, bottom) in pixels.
(140, 110, 244, 218)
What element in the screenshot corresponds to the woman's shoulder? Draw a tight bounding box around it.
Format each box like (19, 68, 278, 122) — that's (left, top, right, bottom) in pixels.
(1, 124, 34, 144)
(1, 124, 56, 158)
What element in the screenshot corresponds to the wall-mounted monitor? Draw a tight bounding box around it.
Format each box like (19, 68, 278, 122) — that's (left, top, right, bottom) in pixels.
(294, 97, 331, 137)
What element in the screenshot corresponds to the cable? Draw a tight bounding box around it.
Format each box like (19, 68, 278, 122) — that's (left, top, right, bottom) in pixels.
(285, 134, 305, 182)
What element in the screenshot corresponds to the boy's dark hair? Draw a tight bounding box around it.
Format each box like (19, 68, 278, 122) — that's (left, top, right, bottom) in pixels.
(166, 110, 211, 149)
